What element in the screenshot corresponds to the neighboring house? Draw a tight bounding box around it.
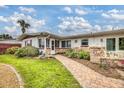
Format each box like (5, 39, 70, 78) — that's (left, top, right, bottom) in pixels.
(18, 29, 124, 58)
(0, 40, 21, 53)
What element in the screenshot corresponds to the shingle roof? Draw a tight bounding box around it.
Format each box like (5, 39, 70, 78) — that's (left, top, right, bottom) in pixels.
(18, 29, 124, 40)
(18, 32, 61, 40)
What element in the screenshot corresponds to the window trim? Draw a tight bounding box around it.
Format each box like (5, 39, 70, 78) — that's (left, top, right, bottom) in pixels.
(46, 38, 50, 48)
(81, 39, 89, 47)
(119, 37, 124, 50)
(61, 40, 71, 48)
(55, 40, 59, 48)
(106, 38, 116, 51)
(38, 38, 44, 48)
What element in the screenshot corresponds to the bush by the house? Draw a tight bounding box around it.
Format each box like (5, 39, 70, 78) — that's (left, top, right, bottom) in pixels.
(6, 47, 20, 54)
(65, 49, 78, 58)
(77, 51, 90, 60)
(65, 49, 90, 60)
(15, 46, 39, 57)
(14, 48, 25, 57)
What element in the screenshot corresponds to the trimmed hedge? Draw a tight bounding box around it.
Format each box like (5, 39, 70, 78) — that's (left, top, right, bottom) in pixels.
(6, 47, 20, 54)
(15, 46, 39, 57)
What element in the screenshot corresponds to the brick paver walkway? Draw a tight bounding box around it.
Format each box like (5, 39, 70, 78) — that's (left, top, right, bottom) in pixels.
(0, 63, 23, 88)
(55, 55, 124, 88)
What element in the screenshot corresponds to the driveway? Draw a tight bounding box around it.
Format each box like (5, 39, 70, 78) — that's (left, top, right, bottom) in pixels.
(0, 63, 23, 88)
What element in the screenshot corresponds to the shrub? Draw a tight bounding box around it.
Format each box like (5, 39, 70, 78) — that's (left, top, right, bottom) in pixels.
(65, 49, 73, 56)
(15, 46, 39, 57)
(77, 51, 90, 60)
(65, 49, 77, 58)
(6, 47, 20, 54)
(14, 48, 25, 57)
(65, 49, 90, 60)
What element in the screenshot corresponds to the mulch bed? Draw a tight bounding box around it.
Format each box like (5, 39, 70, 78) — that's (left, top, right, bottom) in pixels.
(62, 55, 124, 80)
(0, 64, 20, 88)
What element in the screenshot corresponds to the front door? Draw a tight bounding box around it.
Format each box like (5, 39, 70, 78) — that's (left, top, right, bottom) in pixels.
(51, 40, 55, 54)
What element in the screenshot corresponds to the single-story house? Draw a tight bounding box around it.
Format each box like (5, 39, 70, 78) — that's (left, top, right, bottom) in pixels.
(18, 29, 124, 58)
(0, 39, 21, 53)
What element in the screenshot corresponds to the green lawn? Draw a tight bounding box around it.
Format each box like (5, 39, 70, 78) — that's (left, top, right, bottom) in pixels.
(0, 55, 81, 88)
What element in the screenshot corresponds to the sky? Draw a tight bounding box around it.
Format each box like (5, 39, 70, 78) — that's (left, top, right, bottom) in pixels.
(0, 5, 124, 37)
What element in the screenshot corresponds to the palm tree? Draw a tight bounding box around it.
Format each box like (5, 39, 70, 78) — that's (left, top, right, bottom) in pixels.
(17, 19, 30, 34)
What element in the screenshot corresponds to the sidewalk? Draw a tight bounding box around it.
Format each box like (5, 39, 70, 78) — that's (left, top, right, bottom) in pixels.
(55, 55, 124, 88)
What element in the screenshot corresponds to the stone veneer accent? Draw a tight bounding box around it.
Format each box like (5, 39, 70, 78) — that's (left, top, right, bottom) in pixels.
(90, 47, 105, 63)
(55, 55, 124, 88)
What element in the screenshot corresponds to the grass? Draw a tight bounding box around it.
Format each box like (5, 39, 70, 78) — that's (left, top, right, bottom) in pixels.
(0, 55, 81, 88)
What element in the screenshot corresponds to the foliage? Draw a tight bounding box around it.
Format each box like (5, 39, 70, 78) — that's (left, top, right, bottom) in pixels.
(65, 49, 90, 60)
(17, 19, 30, 34)
(15, 46, 39, 57)
(6, 47, 20, 54)
(14, 48, 25, 57)
(77, 51, 90, 60)
(0, 55, 81, 88)
(65, 49, 78, 58)
(0, 34, 13, 40)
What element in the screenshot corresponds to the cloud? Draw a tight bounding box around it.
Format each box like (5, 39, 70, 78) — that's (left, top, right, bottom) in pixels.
(0, 5, 8, 8)
(1, 12, 45, 34)
(103, 25, 113, 31)
(4, 26, 17, 33)
(0, 16, 8, 22)
(75, 8, 87, 15)
(63, 7, 73, 14)
(102, 9, 124, 20)
(94, 25, 101, 31)
(19, 6, 36, 13)
(58, 16, 92, 33)
(108, 9, 119, 14)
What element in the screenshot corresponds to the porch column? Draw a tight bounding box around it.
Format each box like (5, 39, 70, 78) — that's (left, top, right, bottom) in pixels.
(44, 37, 46, 51)
(59, 40, 61, 48)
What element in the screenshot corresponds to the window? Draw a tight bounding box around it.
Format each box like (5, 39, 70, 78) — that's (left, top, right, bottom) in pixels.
(100, 39, 103, 42)
(55, 40, 59, 48)
(81, 39, 88, 46)
(25, 41, 27, 46)
(119, 37, 124, 50)
(30, 40, 32, 46)
(62, 40, 71, 48)
(51, 40, 55, 50)
(75, 40, 78, 43)
(106, 38, 115, 51)
(38, 39, 44, 48)
(46, 38, 50, 48)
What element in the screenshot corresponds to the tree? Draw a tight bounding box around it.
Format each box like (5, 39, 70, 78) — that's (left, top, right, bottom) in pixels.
(17, 19, 30, 34)
(0, 34, 13, 39)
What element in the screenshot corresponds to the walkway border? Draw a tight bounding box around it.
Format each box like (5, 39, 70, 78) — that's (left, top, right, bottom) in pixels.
(1, 63, 24, 88)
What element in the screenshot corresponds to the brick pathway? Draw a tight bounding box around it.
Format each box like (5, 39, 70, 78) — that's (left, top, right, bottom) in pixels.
(55, 55, 124, 88)
(0, 63, 23, 88)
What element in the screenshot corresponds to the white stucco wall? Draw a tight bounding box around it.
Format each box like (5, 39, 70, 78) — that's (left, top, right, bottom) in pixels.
(22, 37, 38, 48)
(59, 34, 124, 52)
(21, 34, 124, 54)
(89, 34, 124, 52)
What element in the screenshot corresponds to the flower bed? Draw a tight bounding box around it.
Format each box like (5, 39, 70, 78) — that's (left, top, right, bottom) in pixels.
(63, 49, 124, 80)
